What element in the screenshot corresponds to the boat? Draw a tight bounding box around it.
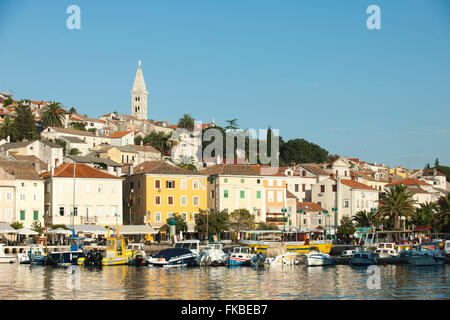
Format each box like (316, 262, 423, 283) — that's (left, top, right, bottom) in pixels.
(239, 230, 332, 255)
(264, 252, 298, 266)
(305, 247, 334, 266)
(374, 242, 400, 258)
(407, 242, 445, 266)
(174, 240, 201, 255)
(78, 227, 132, 266)
(147, 248, 197, 267)
(0, 244, 15, 264)
(228, 246, 255, 267)
(196, 243, 228, 266)
(350, 251, 377, 266)
(341, 250, 355, 257)
(127, 243, 147, 266)
(47, 232, 86, 265)
(250, 252, 267, 267)
(18, 244, 46, 264)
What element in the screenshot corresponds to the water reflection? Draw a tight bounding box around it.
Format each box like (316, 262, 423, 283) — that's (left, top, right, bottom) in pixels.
(0, 263, 448, 300)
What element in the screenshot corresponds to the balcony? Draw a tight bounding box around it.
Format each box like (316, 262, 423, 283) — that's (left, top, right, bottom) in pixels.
(266, 217, 287, 223)
(80, 216, 97, 224)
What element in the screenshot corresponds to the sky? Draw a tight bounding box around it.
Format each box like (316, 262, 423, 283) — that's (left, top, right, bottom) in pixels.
(0, 0, 449, 169)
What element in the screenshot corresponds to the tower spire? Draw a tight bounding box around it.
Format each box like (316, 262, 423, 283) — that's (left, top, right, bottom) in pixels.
(131, 60, 148, 120)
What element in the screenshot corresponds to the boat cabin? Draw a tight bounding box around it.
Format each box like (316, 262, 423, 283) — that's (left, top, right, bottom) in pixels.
(106, 237, 126, 259)
(174, 240, 200, 254)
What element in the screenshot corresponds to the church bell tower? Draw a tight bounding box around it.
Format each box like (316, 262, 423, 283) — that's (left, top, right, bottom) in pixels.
(131, 60, 148, 120)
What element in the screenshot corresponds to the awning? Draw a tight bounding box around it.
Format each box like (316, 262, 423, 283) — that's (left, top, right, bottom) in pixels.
(14, 228, 38, 236)
(0, 223, 15, 234)
(115, 225, 157, 235)
(71, 225, 112, 235)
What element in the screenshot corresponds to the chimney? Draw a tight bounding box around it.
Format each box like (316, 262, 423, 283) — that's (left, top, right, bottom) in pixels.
(129, 165, 134, 176)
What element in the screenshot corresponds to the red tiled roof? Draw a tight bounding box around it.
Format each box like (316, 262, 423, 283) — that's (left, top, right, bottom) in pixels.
(386, 178, 432, 187)
(340, 179, 377, 191)
(42, 163, 122, 179)
(108, 131, 134, 139)
(297, 202, 325, 212)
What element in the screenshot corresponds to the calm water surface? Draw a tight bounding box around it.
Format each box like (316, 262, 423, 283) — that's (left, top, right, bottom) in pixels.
(0, 263, 449, 300)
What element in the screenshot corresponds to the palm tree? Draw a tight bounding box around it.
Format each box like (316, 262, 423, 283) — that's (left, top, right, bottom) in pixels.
(412, 202, 437, 226)
(433, 194, 450, 233)
(352, 210, 379, 230)
(41, 101, 65, 128)
(376, 185, 416, 229)
(177, 114, 195, 132)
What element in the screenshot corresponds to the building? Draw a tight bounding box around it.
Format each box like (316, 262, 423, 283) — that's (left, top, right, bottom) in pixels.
(127, 144, 162, 164)
(42, 163, 123, 226)
(385, 178, 435, 206)
(123, 160, 207, 232)
(283, 163, 330, 202)
(200, 164, 265, 223)
(96, 145, 139, 166)
(0, 160, 45, 228)
(297, 202, 326, 233)
(109, 131, 135, 147)
(131, 61, 148, 120)
(41, 127, 111, 150)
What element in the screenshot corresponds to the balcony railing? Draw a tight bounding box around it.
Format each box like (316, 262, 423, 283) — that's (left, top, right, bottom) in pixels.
(80, 216, 97, 224)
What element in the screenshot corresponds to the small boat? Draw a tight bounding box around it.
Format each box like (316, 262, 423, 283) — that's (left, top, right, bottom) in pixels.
(250, 252, 267, 267)
(196, 243, 228, 266)
(127, 243, 147, 266)
(374, 242, 401, 258)
(264, 252, 298, 266)
(305, 247, 334, 266)
(18, 244, 46, 264)
(407, 242, 445, 266)
(0, 244, 15, 264)
(48, 233, 86, 265)
(148, 248, 197, 267)
(228, 246, 255, 267)
(350, 251, 377, 266)
(174, 240, 201, 255)
(341, 250, 355, 257)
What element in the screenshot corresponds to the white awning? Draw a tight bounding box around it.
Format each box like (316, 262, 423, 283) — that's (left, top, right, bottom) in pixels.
(115, 225, 157, 235)
(71, 225, 112, 235)
(0, 223, 15, 234)
(14, 228, 38, 236)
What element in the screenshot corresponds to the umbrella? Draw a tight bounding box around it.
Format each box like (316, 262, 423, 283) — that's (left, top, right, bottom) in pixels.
(48, 228, 72, 235)
(14, 228, 38, 236)
(0, 223, 15, 234)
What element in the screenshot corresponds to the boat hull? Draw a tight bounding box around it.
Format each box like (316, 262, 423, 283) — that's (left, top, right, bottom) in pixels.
(148, 255, 196, 267)
(228, 257, 251, 266)
(408, 255, 445, 266)
(306, 254, 333, 266)
(241, 241, 332, 255)
(48, 251, 84, 265)
(0, 256, 15, 264)
(350, 257, 377, 266)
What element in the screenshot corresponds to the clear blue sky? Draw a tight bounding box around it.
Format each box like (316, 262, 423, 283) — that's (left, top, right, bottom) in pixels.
(1, 0, 449, 169)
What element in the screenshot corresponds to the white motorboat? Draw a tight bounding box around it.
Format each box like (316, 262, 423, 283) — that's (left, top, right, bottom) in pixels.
(264, 252, 298, 266)
(341, 250, 356, 257)
(148, 248, 197, 267)
(374, 242, 399, 258)
(196, 243, 228, 266)
(305, 248, 334, 266)
(228, 246, 255, 266)
(174, 240, 200, 255)
(0, 244, 16, 263)
(407, 242, 445, 266)
(350, 251, 377, 266)
(18, 244, 46, 264)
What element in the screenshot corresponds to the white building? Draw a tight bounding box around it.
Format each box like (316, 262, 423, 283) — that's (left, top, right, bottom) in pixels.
(41, 127, 111, 150)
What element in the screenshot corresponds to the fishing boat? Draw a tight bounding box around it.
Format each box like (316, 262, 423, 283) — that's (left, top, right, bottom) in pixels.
(350, 251, 377, 266)
(147, 248, 197, 267)
(0, 244, 15, 264)
(18, 244, 46, 264)
(228, 246, 255, 267)
(407, 242, 445, 266)
(196, 243, 228, 266)
(240, 230, 332, 255)
(305, 247, 334, 266)
(374, 242, 400, 258)
(47, 232, 85, 265)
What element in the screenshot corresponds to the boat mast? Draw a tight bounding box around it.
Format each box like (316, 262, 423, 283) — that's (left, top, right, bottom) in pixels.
(72, 162, 76, 234)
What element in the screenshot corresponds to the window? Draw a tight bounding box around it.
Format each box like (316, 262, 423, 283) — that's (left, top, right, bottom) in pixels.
(166, 180, 175, 189)
(320, 185, 325, 193)
(277, 180, 282, 186)
(276, 191, 283, 202)
(318, 201, 322, 207)
(111, 185, 117, 193)
(302, 170, 306, 177)
(138, 197, 141, 205)
(240, 190, 245, 199)
(155, 212, 161, 222)
(86, 184, 91, 193)
(303, 219, 307, 224)
(6, 192, 12, 201)
(318, 219, 322, 225)
(138, 180, 141, 189)
(73, 207, 78, 216)
(302, 184, 306, 192)
(268, 191, 274, 202)
(155, 180, 160, 189)
(257, 179, 261, 184)
(180, 179, 187, 190)
(193, 196, 199, 206)
(193, 180, 199, 190)
(181, 213, 187, 221)
(181, 196, 187, 206)
(295, 184, 299, 192)
(20, 193, 25, 201)
(59, 207, 65, 216)
(344, 171, 347, 177)
(224, 178, 228, 183)
(344, 200, 349, 208)
(155, 196, 160, 205)
(167, 212, 173, 219)
(168, 196, 174, 205)
(98, 206, 104, 216)
(332, 185, 337, 192)
(268, 180, 273, 186)
(224, 190, 229, 198)
(241, 179, 244, 184)
(98, 184, 103, 193)
(256, 190, 261, 199)
(211, 190, 215, 198)
(20, 210, 25, 220)
(33, 210, 39, 220)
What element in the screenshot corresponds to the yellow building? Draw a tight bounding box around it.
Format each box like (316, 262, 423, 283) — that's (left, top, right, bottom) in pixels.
(98, 146, 138, 165)
(123, 160, 207, 232)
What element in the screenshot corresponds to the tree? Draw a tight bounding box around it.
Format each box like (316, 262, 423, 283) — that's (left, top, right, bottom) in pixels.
(352, 210, 379, 230)
(224, 119, 239, 132)
(229, 209, 254, 236)
(143, 131, 174, 155)
(68, 107, 77, 114)
(412, 202, 437, 226)
(167, 213, 187, 234)
(195, 209, 229, 237)
(12, 103, 38, 141)
(51, 138, 67, 155)
(433, 194, 450, 233)
(377, 185, 416, 229)
(256, 222, 279, 230)
(3, 97, 14, 107)
(435, 158, 440, 168)
(176, 156, 197, 171)
(337, 216, 356, 239)
(88, 128, 96, 134)
(0, 116, 17, 140)
(41, 101, 65, 128)
(177, 114, 195, 132)
(71, 122, 86, 131)
(10, 222, 24, 229)
(279, 138, 328, 165)
(69, 148, 81, 156)
(327, 154, 340, 163)
(31, 221, 45, 237)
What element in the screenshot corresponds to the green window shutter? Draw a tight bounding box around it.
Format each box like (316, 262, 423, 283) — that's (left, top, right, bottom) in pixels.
(33, 210, 39, 220)
(240, 190, 245, 198)
(224, 190, 228, 198)
(224, 178, 228, 183)
(241, 179, 244, 183)
(256, 191, 261, 199)
(20, 210, 25, 220)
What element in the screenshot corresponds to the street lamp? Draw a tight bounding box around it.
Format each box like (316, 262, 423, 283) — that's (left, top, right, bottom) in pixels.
(206, 208, 210, 243)
(332, 207, 337, 240)
(323, 210, 329, 239)
(281, 208, 287, 232)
